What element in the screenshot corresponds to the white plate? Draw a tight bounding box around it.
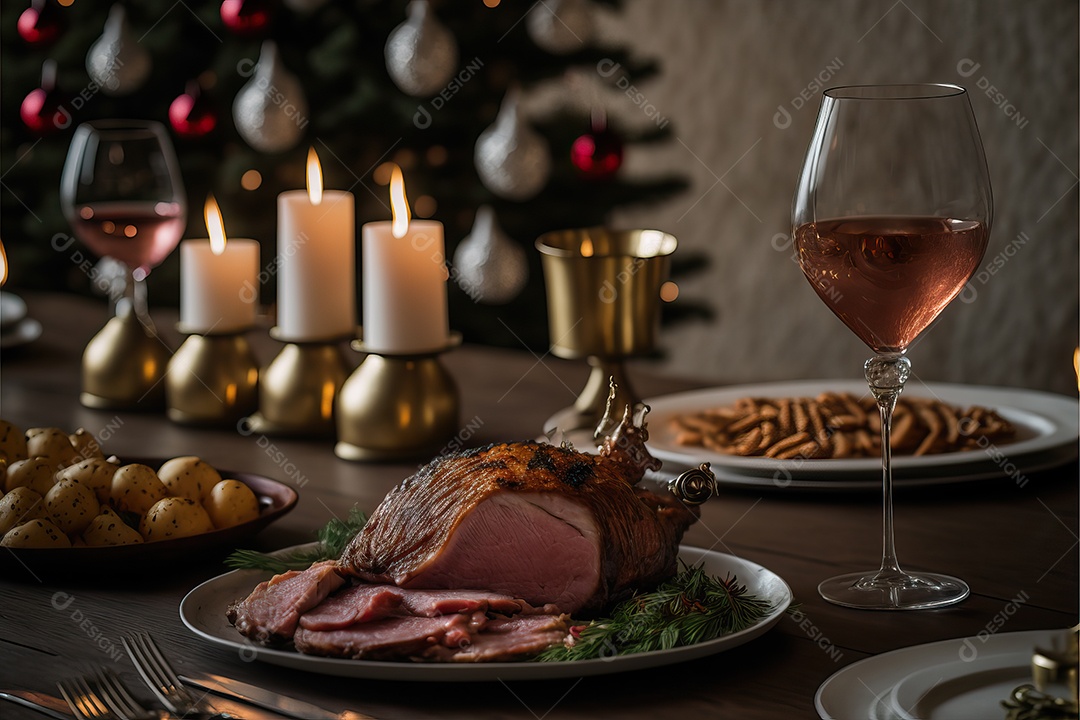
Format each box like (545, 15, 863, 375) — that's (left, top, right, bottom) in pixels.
(815, 628, 1068, 719)
(889, 649, 1069, 720)
(180, 544, 791, 681)
(645, 380, 1079, 488)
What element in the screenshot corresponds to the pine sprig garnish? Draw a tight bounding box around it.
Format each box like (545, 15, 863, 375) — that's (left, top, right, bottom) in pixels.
(537, 561, 778, 662)
(225, 507, 368, 573)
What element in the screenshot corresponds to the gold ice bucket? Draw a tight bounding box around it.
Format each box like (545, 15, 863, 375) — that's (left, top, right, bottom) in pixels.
(536, 228, 676, 358)
(536, 228, 676, 438)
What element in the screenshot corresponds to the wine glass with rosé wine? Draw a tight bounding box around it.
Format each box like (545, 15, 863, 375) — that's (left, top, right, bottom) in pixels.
(792, 84, 992, 610)
(60, 120, 187, 409)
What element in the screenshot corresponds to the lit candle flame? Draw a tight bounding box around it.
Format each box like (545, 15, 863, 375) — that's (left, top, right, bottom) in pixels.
(0, 238, 7, 287)
(307, 147, 323, 206)
(204, 194, 228, 255)
(1074, 348, 1079, 391)
(390, 165, 410, 239)
(580, 237, 593, 257)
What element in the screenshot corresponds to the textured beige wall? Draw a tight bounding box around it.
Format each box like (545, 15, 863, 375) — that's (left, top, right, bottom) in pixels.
(589, 0, 1078, 395)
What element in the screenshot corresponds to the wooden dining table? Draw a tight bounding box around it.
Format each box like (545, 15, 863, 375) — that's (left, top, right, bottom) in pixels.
(1, 291, 1076, 719)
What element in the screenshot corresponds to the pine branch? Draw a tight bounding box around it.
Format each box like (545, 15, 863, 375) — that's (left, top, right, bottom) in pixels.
(536, 562, 779, 661)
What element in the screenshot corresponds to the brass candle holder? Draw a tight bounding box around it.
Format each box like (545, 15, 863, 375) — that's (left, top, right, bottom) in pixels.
(81, 299, 171, 411)
(536, 227, 677, 439)
(335, 333, 461, 462)
(165, 326, 259, 426)
(244, 328, 352, 437)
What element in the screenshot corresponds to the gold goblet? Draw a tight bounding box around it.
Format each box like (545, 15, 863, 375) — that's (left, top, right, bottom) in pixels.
(536, 228, 676, 442)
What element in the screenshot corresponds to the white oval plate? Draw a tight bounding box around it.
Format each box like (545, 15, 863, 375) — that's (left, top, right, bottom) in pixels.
(180, 544, 791, 681)
(815, 628, 1069, 720)
(646, 380, 1079, 487)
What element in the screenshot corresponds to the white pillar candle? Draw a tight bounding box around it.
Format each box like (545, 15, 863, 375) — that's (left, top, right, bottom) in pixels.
(361, 167, 448, 354)
(276, 148, 356, 341)
(180, 196, 259, 334)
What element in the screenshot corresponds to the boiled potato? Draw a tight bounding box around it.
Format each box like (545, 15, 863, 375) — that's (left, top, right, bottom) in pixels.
(45, 477, 99, 535)
(1, 518, 71, 548)
(110, 464, 166, 515)
(0, 420, 27, 463)
(140, 497, 214, 542)
(158, 456, 221, 503)
(25, 427, 78, 470)
(69, 428, 104, 461)
(205, 479, 260, 529)
(82, 506, 143, 546)
(56, 458, 118, 505)
(0, 487, 47, 535)
(4, 457, 57, 495)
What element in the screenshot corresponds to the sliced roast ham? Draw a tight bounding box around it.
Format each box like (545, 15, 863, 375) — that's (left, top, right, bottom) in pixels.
(398, 587, 524, 617)
(227, 560, 345, 643)
(298, 583, 404, 631)
(340, 418, 699, 614)
(294, 613, 483, 659)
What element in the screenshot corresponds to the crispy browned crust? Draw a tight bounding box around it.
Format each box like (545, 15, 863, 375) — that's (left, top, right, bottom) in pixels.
(340, 442, 698, 612)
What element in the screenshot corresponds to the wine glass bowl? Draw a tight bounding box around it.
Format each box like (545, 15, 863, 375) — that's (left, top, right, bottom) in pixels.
(792, 84, 991, 610)
(60, 120, 186, 409)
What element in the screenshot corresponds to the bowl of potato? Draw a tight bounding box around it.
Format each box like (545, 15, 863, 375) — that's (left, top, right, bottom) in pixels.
(0, 420, 297, 577)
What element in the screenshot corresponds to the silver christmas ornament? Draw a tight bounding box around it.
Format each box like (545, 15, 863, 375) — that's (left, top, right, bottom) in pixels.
(526, 0, 593, 55)
(233, 41, 309, 154)
(453, 206, 528, 304)
(474, 90, 551, 201)
(385, 0, 459, 97)
(86, 5, 151, 97)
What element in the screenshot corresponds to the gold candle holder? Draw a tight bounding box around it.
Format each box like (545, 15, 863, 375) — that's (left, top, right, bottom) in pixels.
(81, 300, 171, 411)
(536, 227, 677, 437)
(165, 326, 259, 426)
(244, 328, 351, 437)
(335, 334, 461, 462)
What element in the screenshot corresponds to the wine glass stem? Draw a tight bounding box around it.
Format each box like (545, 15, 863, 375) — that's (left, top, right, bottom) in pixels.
(122, 267, 156, 334)
(864, 354, 912, 578)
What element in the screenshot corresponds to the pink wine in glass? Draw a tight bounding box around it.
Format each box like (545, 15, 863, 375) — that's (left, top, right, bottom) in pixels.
(70, 201, 185, 272)
(794, 216, 988, 353)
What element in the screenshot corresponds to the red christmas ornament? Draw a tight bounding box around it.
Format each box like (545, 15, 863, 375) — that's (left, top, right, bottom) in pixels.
(20, 61, 71, 136)
(220, 0, 273, 37)
(169, 81, 217, 139)
(571, 113, 623, 180)
(17, 0, 64, 46)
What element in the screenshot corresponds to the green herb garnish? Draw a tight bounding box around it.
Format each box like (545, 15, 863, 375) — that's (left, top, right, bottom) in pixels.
(225, 506, 367, 573)
(537, 561, 779, 661)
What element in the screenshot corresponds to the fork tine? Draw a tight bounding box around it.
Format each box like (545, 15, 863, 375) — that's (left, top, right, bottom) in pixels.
(122, 634, 176, 713)
(57, 676, 111, 720)
(137, 633, 184, 689)
(91, 666, 149, 720)
(57, 678, 91, 720)
(74, 676, 109, 719)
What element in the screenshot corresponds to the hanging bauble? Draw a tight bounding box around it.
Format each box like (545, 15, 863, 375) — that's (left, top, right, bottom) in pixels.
(233, 41, 308, 153)
(86, 5, 151, 97)
(526, 0, 592, 54)
(18, 0, 64, 46)
(571, 113, 623, 180)
(283, 0, 329, 13)
(169, 81, 217, 139)
(20, 60, 71, 136)
(220, 0, 273, 37)
(474, 90, 551, 201)
(385, 0, 459, 97)
(452, 206, 528, 304)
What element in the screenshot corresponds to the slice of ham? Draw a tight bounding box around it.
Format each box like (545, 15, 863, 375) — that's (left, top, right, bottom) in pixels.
(422, 614, 571, 663)
(227, 560, 345, 643)
(298, 584, 404, 631)
(294, 613, 481, 660)
(397, 588, 523, 617)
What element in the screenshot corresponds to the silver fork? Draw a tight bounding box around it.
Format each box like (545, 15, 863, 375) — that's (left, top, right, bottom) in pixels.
(57, 667, 157, 720)
(122, 633, 217, 718)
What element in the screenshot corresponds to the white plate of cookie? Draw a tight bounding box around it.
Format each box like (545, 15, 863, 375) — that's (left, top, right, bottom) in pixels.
(645, 380, 1079, 489)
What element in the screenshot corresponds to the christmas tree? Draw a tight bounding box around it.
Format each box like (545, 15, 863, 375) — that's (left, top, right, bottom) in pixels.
(1, 0, 693, 350)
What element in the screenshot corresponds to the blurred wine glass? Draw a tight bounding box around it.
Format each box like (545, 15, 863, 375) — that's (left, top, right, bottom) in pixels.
(792, 84, 992, 610)
(60, 120, 186, 408)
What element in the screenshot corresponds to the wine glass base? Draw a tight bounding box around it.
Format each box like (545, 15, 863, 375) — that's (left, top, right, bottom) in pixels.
(818, 570, 969, 610)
